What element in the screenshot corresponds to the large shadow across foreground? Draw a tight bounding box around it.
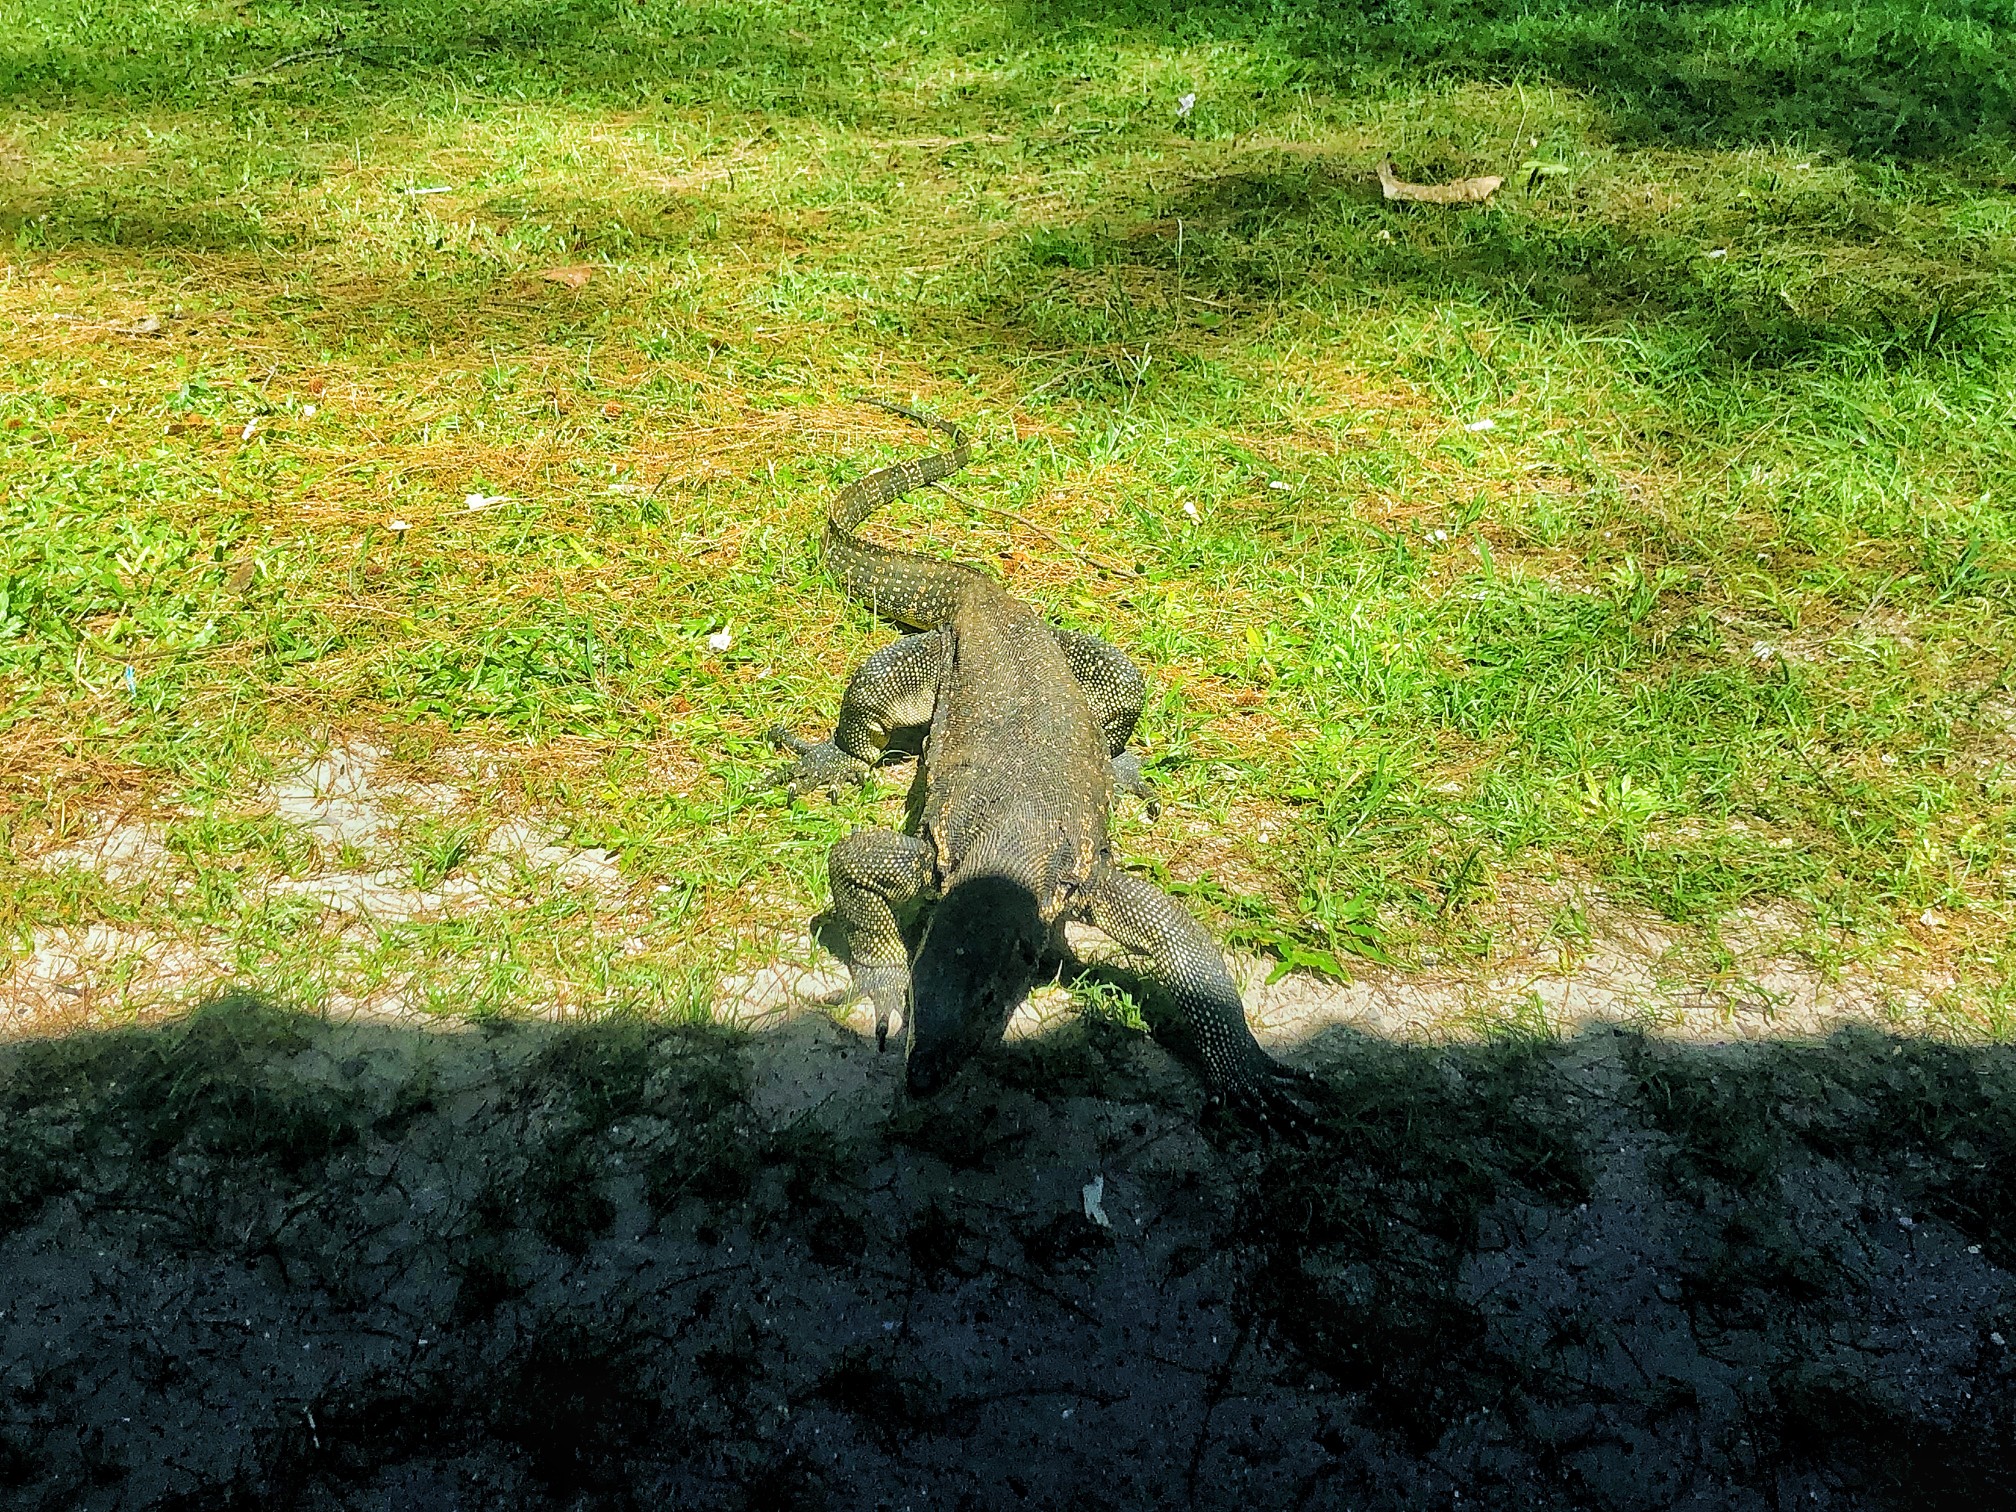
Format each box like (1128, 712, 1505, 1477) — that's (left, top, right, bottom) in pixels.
(1, 995, 2013, 1510)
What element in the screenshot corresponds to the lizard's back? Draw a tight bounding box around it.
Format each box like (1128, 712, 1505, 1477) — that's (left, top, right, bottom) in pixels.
(922, 582, 1112, 904)
(823, 405, 1112, 901)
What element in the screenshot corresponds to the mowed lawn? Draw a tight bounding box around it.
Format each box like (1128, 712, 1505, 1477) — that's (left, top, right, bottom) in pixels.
(3, 0, 2015, 1032)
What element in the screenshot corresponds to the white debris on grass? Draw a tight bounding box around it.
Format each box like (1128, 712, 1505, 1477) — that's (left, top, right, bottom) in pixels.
(265, 870, 486, 921)
(718, 939, 851, 1022)
(263, 799, 623, 926)
(483, 818, 623, 890)
(5, 744, 637, 1030)
(4, 746, 1982, 1051)
(1240, 925, 1937, 1048)
(265, 743, 456, 851)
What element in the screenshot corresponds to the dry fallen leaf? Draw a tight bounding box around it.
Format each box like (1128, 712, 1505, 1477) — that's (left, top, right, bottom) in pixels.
(1378, 159, 1504, 206)
(539, 265, 594, 289)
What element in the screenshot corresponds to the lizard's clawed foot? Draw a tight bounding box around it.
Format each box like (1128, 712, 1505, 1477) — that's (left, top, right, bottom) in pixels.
(769, 727, 873, 800)
(1111, 752, 1161, 820)
(1206, 1054, 1330, 1141)
(849, 963, 911, 1051)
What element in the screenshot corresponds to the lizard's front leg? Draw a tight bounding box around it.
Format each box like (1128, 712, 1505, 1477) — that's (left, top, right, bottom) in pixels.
(827, 828, 933, 1051)
(770, 630, 946, 797)
(1077, 864, 1321, 1131)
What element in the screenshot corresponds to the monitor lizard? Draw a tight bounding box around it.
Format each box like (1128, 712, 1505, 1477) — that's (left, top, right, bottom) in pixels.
(771, 401, 1318, 1127)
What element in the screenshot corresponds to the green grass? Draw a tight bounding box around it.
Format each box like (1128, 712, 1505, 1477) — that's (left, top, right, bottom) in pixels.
(3, 0, 2016, 1024)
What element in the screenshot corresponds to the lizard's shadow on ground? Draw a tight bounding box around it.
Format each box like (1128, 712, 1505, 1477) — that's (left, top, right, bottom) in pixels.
(2, 991, 2013, 1511)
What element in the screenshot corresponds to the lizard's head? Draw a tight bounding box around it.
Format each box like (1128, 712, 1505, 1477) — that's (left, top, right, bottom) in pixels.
(904, 871, 1049, 1099)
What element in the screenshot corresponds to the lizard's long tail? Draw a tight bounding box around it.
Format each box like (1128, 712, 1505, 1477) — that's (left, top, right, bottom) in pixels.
(824, 400, 988, 629)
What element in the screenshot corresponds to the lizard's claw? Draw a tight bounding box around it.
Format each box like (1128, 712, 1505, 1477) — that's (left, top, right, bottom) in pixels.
(1206, 1055, 1330, 1142)
(849, 963, 910, 1052)
(1111, 752, 1161, 821)
(768, 727, 872, 800)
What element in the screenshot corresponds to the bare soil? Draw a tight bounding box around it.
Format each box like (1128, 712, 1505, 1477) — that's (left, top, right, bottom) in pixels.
(2, 991, 2013, 1511)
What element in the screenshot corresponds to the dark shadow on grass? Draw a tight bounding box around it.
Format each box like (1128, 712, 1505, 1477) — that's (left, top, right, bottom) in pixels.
(1, 176, 730, 258)
(8, 0, 2005, 382)
(963, 156, 2004, 389)
(0, 0, 845, 114)
(1029, 0, 2016, 163)
(10, 0, 2011, 171)
(3, 989, 2013, 1509)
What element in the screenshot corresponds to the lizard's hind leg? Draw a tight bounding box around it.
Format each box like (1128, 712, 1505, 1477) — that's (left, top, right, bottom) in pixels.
(1078, 865, 1321, 1132)
(1053, 628, 1158, 815)
(827, 828, 934, 1051)
(771, 630, 946, 798)
(1052, 628, 1146, 753)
